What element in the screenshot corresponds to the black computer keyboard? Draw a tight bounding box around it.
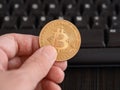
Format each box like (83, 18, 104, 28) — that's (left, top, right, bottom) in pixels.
(0, 0, 120, 66)
(1, 0, 120, 90)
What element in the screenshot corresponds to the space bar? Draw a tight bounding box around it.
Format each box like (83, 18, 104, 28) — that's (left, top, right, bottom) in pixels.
(68, 48, 120, 65)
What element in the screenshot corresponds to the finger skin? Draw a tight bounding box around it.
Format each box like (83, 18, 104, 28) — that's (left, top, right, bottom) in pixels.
(0, 49, 8, 70)
(8, 57, 22, 70)
(8, 56, 28, 70)
(54, 61, 67, 71)
(46, 66, 65, 84)
(42, 79, 61, 90)
(8, 57, 67, 71)
(0, 33, 39, 58)
(8, 59, 65, 84)
(0, 33, 66, 90)
(0, 33, 39, 70)
(8, 58, 65, 84)
(20, 46, 57, 86)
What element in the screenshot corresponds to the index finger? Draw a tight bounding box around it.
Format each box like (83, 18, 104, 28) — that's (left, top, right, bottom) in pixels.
(0, 33, 39, 59)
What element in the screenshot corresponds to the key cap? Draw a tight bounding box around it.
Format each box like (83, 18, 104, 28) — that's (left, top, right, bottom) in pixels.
(25, 0, 41, 15)
(64, 4, 78, 17)
(0, 0, 7, 4)
(0, 3, 9, 17)
(108, 15, 120, 28)
(36, 16, 53, 35)
(107, 15, 120, 47)
(95, 0, 111, 5)
(20, 16, 35, 29)
(78, 0, 93, 4)
(43, 0, 61, 16)
(61, 0, 76, 16)
(56, 16, 71, 21)
(108, 28, 120, 47)
(2, 16, 18, 29)
(25, 0, 41, 5)
(37, 16, 53, 29)
(60, 0, 76, 6)
(29, 3, 44, 17)
(46, 3, 61, 17)
(113, 0, 120, 4)
(74, 15, 90, 29)
(43, 0, 58, 5)
(89, 16, 108, 29)
(9, 0, 24, 4)
(97, 4, 116, 16)
(80, 29, 105, 47)
(82, 3, 98, 16)
(10, 3, 27, 16)
(113, 0, 120, 3)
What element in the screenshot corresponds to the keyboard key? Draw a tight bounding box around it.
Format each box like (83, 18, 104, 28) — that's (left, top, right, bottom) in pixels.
(108, 28, 120, 47)
(46, 4, 61, 17)
(61, 0, 76, 16)
(20, 16, 35, 29)
(107, 15, 120, 47)
(0, 3, 9, 17)
(10, 3, 27, 16)
(110, 0, 119, 4)
(78, 0, 93, 4)
(9, 0, 24, 4)
(29, 3, 44, 17)
(95, 0, 111, 5)
(74, 15, 89, 29)
(0, 0, 7, 4)
(36, 16, 53, 35)
(80, 29, 105, 47)
(43, 0, 61, 16)
(89, 16, 108, 29)
(97, 4, 116, 16)
(43, 0, 58, 5)
(64, 4, 78, 17)
(108, 15, 120, 28)
(60, 0, 76, 6)
(2, 16, 18, 29)
(25, 0, 41, 5)
(82, 3, 98, 16)
(37, 16, 53, 29)
(56, 16, 71, 21)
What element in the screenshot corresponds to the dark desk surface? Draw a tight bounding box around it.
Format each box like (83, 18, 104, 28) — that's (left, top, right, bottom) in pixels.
(61, 67, 120, 90)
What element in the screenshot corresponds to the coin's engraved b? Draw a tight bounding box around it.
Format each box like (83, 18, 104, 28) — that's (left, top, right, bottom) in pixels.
(48, 26, 69, 50)
(54, 27, 69, 50)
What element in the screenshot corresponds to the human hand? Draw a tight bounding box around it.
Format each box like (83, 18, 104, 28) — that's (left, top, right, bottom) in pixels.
(0, 33, 67, 90)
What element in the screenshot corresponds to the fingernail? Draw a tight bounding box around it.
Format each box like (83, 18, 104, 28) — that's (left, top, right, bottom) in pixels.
(41, 46, 57, 61)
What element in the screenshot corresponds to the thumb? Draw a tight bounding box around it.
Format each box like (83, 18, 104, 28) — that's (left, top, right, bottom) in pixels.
(19, 46, 57, 83)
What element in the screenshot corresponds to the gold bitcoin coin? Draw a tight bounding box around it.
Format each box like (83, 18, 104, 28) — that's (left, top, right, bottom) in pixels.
(39, 20, 81, 61)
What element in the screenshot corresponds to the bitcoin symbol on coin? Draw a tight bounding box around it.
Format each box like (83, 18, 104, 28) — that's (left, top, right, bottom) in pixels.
(53, 27, 69, 50)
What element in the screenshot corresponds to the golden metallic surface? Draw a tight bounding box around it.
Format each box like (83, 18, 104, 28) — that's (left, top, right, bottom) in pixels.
(39, 20, 81, 61)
